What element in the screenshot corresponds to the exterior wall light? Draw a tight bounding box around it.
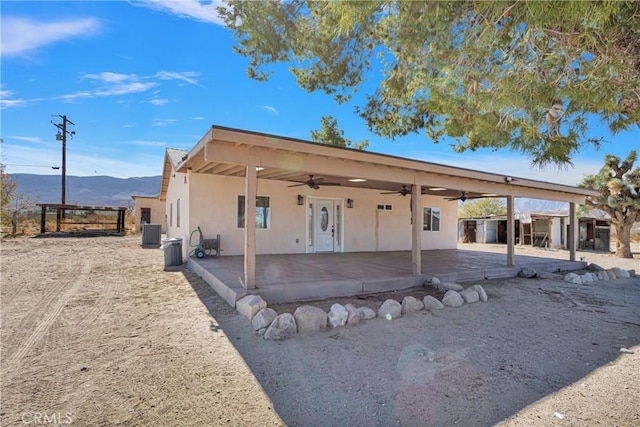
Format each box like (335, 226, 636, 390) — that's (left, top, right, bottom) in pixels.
(347, 198, 354, 208)
(297, 195, 304, 206)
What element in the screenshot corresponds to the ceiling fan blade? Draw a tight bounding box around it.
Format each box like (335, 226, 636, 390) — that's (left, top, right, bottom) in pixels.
(288, 182, 307, 187)
(321, 182, 341, 186)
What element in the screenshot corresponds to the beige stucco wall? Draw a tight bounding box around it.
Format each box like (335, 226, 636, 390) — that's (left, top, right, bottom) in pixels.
(181, 173, 458, 257)
(132, 196, 166, 233)
(165, 170, 191, 257)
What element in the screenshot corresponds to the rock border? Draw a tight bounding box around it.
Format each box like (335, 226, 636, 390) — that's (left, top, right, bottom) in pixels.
(235, 264, 637, 341)
(237, 282, 489, 341)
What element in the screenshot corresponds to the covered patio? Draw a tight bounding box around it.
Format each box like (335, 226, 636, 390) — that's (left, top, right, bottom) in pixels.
(188, 248, 586, 305)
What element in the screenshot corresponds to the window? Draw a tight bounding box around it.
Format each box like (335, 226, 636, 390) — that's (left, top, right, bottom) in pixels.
(423, 207, 441, 231)
(237, 195, 271, 229)
(377, 204, 393, 211)
(169, 203, 173, 227)
(176, 199, 181, 227)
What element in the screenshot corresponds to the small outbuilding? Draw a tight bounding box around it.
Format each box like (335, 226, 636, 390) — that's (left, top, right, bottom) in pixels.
(131, 195, 166, 233)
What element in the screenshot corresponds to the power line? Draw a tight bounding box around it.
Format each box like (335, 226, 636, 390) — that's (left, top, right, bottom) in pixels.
(3, 163, 60, 169)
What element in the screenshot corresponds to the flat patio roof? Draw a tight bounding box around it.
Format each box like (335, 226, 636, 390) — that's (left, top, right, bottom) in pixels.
(188, 249, 586, 305)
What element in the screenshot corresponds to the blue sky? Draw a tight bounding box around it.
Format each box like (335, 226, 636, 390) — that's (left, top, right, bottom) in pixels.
(1, 1, 638, 186)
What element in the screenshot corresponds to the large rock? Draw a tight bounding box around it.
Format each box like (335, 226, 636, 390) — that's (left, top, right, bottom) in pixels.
(424, 277, 441, 288)
(236, 295, 267, 320)
(358, 307, 376, 320)
(401, 296, 424, 314)
(586, 263, 604, 272)
(439, 282, 464, 292)
(564, 272, 582, 284)
(611, 267, 631, 279)
(328, 304, 349, 328)
(344, 304, 360, 325)
(459, 288, 480, 303)
(538, 271, 563, 280)
(378, 299, 402, 320)
(251, 307, 278, 330)
(518, 267, 537, 278)
(293, 305, 327, 333)
(423, 295, 444, 310)
(442, 290, 464, 307)
(264, 313, 297, 340)
(471, 285, 488, 302)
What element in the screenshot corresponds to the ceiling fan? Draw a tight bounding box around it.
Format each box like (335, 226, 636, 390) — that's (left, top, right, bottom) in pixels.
(288, 175, 341, 190)
(381, 185, 412, 197)
(445, 192, 469, 202)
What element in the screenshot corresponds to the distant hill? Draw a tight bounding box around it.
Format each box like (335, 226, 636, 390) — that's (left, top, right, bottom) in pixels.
(10, 174, 161, 207)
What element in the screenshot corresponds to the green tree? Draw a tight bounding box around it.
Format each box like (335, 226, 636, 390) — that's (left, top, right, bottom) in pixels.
(459, 198, 506, 218)
(219, 1, 639, 166)
(311, 115, 369, 150)
(581, 150, 640, 258)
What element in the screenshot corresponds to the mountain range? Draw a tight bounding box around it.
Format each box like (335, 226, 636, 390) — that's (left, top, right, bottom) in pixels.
(9, 174, 161, 208)
(9, 173, 570, 212)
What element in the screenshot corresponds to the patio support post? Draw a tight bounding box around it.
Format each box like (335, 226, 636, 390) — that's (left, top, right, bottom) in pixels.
(569, 202, 577, 261)
(506, 195, 515, 266)
(244, 164, 257, 289)
(411, 182, 422, 275)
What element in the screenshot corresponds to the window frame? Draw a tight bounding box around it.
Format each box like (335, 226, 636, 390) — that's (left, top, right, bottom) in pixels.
(237, 195, 271, 229)
(423, 207, 441, 232)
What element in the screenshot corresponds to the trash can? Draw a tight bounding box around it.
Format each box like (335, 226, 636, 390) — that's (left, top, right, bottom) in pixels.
(163, 238, 183, 268)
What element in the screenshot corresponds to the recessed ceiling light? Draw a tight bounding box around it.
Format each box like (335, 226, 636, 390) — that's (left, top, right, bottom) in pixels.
(256, 167, 265, 171)
(428, 187, 447, 191)
(348, 178, 367, 182)
(481, 193, 499, 197)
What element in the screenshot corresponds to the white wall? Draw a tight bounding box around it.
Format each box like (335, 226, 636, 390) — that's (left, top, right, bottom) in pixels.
(183, 174, 459, 256)
(550, 217, 562, 249)
(132, 197, 166, 233)
(165, 170, 191, 258)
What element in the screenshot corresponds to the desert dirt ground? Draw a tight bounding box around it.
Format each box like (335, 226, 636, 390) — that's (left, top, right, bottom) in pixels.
(1, 235, 638, 426)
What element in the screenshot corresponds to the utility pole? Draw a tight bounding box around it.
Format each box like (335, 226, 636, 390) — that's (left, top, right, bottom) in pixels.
(51, 115, 75, 205)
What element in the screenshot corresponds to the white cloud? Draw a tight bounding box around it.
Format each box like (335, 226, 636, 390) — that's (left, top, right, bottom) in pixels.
(0, 88, 26, 108)
(130, 140, 167, 148)
(6, 136, 44, 144)
(149, 98, 170, 106)
(259, 105, 279, 116)
(83, 72, 138, 83)
(155, 71, 200, 85)
(191, 116, 205, 120)
(2, 69, 200, 107)
(122, 124, 136, 128)
(1, 16, 101, 57)
(138, 0, 226, 25)
(152, 118, 177, 127)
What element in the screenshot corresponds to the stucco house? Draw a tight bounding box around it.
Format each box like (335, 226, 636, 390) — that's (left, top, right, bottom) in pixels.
(159, 125, 597, 298)
(131, 195, 166, 233)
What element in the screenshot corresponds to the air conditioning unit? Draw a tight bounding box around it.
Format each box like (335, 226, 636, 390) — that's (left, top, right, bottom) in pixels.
(141, 224, 162, 247)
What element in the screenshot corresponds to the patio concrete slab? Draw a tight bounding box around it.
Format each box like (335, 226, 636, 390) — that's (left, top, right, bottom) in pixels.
(188, 249, 587, 305)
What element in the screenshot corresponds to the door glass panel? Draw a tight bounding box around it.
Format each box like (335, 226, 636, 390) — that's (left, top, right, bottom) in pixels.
(308, 204, 313, 246)
(320, 207, 329, 231)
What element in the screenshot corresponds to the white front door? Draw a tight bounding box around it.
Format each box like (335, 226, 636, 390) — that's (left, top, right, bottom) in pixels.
(314, 199, 335, 252)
